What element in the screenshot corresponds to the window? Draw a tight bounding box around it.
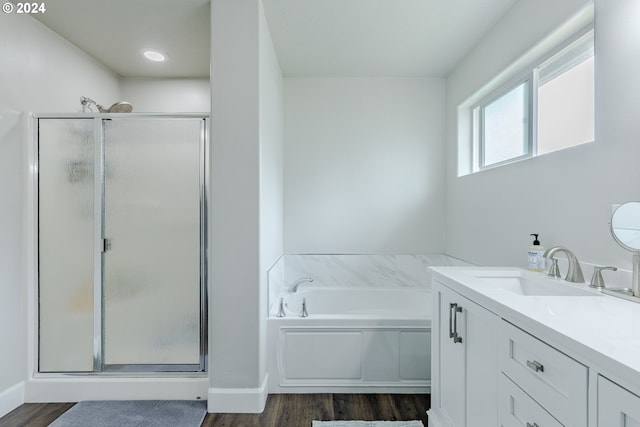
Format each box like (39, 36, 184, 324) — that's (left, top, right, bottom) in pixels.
(478, 81, 531, 168)
(537, 31, 594, 155)
(470, 29, 594, 172)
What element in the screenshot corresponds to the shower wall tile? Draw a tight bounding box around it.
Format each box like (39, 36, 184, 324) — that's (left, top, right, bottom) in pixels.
(278, 254, 474, 292)
(332, 255, 397, 288)
(396, 255, 429, 288)
(267, 256, 285, 311)
(284, 254, 334, 290)
(444, 255, 474, 266)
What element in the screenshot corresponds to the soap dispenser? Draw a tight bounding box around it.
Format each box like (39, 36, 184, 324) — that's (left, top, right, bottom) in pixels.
(528, 234, 545, 272)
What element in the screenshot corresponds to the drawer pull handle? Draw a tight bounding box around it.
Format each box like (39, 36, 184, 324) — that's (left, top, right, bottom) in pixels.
(526, 423, 539, 427)
(526, 360, 544, 373)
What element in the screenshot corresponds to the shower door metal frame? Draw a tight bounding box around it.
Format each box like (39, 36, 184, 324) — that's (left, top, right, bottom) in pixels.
(34, 113, 209, 374)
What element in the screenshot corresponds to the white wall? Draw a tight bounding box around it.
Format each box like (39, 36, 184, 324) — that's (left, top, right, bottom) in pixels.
(209, 0, 282, 413)
(209, 0, 260, 398)
(594, 0, 640, 266)
(0, 16, 121, 114)
(0, 12, 120, 416)
(283, 77, 445, 254)
(445, 0, 640, 280)
(121, 78, 210, 113)
(258, 0, 284, 386)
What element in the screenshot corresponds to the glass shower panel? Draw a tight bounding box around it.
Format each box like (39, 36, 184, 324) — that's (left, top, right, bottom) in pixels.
(103, 119, 201, 366)
(39, 119, 95, 372)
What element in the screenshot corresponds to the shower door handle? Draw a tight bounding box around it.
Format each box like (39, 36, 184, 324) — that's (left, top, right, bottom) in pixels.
(102, 238, 112, 253)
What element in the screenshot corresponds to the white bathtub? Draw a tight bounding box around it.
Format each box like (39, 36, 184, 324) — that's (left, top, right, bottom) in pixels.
(273, 288, 430, 317)
(267, 288, 431, 393)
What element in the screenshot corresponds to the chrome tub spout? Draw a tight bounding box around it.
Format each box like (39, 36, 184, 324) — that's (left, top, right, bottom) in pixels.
(288, 277, 314, 293)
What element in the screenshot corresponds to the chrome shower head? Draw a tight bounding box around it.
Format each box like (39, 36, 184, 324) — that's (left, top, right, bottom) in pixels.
(80, 96, 133, 113)
(101, 102, 133, 113)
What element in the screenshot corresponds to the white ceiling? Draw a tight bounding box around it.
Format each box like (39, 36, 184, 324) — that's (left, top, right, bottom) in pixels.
(30, 0, 211, 78)
(29, 0, 518, 79)
(263, 0, 517, 77)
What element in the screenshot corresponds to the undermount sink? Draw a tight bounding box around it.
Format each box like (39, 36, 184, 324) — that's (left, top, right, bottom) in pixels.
(471, 271, 601, 297)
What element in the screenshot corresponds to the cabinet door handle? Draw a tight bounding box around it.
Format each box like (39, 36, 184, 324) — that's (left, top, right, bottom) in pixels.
(449, 303, 456, 339)
(452, 304, 463, 343)
(526, 423, 539, 427)
(526, 360, 544, 373)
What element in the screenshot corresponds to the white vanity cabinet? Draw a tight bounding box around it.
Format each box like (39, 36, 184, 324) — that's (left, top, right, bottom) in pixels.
(498, 373, 563, 427)
(598, 376, 640, 426)
(428, 280, 499, 427)
(498, 321, 588, 426)
(428, 266, 640, 427)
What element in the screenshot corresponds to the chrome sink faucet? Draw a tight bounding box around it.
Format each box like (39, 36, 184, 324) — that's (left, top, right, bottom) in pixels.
(288, 277, 314, 293)
(543, 246, 585, 283)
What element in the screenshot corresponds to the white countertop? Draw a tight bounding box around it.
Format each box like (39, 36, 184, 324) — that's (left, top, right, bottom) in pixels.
(430, 266, 640, 391)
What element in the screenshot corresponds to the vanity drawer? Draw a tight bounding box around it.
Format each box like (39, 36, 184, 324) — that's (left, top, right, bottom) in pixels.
(499, 321, 587, 426)
(499, 373, 563, 427)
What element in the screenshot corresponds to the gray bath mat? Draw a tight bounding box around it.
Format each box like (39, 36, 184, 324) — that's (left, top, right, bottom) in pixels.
(48, 400, 207, 427)
(312, 422, 424, 427)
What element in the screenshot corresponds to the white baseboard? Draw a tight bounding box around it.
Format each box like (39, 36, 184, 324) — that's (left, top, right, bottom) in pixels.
(25, 377, 208, 402)
(426, 409, 446, 427)
(268, 384, 430, 394)
(207, 374, 268, 413)
(0, 382, 25, 418)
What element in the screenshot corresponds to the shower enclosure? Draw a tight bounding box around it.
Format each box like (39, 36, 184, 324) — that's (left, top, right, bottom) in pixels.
(35, 114, 208, 373)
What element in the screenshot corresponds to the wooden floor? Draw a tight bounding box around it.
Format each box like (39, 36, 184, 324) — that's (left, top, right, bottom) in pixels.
(0, 394, 429, 427)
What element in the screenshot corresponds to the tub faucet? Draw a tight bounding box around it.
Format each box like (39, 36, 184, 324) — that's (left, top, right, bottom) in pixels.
(288, 277, 314, 293)
(543, 246, 585, 283)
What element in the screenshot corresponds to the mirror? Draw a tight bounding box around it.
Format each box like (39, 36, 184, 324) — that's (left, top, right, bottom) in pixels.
(611, 202, 640, 252)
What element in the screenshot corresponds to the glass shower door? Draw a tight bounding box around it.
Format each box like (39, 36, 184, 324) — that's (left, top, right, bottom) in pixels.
(102, 118, 204, 370)
(38, 118, 96, 372)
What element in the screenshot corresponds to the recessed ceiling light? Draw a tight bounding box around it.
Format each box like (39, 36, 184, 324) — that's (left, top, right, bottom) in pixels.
(141, 48, 168, 62)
